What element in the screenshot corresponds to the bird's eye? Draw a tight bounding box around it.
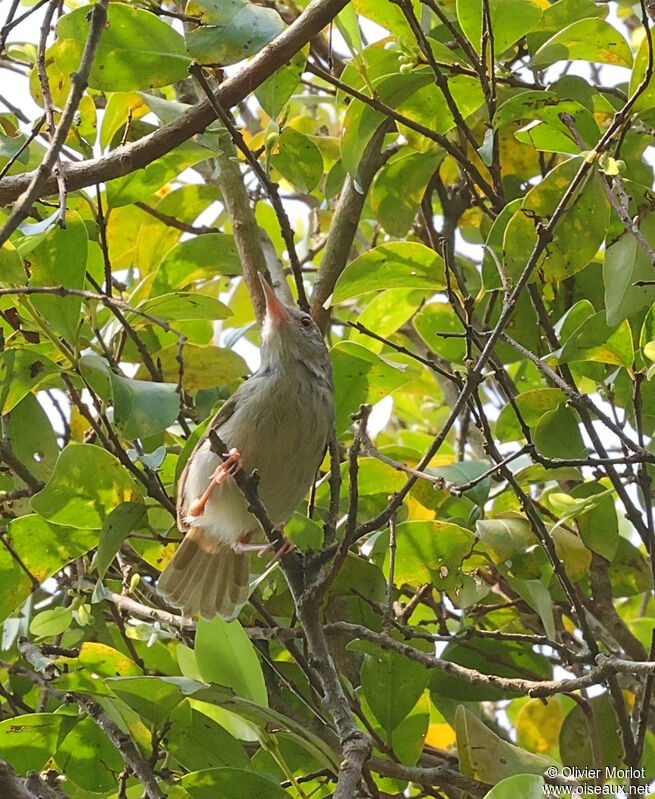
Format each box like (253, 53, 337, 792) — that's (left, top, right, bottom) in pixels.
(300, 316, 312, 329)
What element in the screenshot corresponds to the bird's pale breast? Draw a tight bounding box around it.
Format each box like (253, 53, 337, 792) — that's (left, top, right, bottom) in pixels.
(182, 367, 333, 544)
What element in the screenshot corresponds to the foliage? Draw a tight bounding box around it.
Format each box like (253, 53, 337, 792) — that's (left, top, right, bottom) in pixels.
(1, 0, 655, 797)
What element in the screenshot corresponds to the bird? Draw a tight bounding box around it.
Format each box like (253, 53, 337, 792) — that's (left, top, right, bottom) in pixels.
(158, 274, 334, 621)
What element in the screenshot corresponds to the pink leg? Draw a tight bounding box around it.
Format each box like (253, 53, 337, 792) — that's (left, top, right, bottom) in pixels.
(187, 448, 243, 517)
(231, 525, 295, 560)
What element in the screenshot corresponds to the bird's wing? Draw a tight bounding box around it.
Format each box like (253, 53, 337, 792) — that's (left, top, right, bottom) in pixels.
(176, 394, 240, 531)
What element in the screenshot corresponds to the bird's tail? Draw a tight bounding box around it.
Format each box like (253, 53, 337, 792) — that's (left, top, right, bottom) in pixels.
(158, 528, 249, 621)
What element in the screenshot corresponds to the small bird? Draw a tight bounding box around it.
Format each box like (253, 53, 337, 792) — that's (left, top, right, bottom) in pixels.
(158, 274, 334, 620)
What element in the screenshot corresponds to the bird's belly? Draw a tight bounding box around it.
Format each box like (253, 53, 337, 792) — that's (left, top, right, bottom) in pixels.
(184, 385, 331, 541)
(241, 403, 327, 521)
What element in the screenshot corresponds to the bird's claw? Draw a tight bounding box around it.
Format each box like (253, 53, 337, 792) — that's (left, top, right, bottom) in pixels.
(188, 448, 243, 517)
(232, 525, 294, 561)
(212, 448, 243, 484)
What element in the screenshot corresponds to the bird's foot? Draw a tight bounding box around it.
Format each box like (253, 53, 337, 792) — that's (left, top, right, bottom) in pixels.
(213, 448, 243, 483)
(232, 525, 294, 561)
(187, 448, 243, 517)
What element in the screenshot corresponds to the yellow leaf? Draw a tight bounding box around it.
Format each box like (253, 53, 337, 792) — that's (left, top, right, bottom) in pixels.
(516, 698, 562, 754)
(425, 722, 456, 749)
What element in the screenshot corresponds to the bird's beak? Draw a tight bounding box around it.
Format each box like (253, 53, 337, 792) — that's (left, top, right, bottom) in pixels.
(259, 273, 289, 324)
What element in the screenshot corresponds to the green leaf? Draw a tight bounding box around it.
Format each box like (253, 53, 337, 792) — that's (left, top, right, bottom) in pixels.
(100, 91, 149, 149)
(340, 71, 432, 178)
(106, 675, 186, 725)
(153, 234, 242, 293)
(0, 713, 74, 773)
(551, 527, 591, 582)
(533, 404, 587, 460)
(94, 502, 147, 579)
(604, 215, 655, 326)
(629, 36, 655, 111)
(527, 0, 606, 54)
(284, 512, 324, 552)
(352, 0, 416, 38)
(569, 482, 618, 560)
(30, 606, 74, 637)
(270, 127, 323, 193)
(331, 342, 420, 433)
(510, 576, 557, 640)
(80, 352, 181, 438)
(496, 388, 565, 442)
(387, 520, 475, 591)
(147, 343, 248, 389)
(112, 372, 181, 439)
(559, 694, 622, 770)
(179, 768, 289, 798)
(530, 18, 632, 69)
(426, 461, 493, 508)
(185, 0, 284, 66)
(0, 241, 26, 285)
(333, 242, 445, 303)
(106, 141, 211, 207)
(255, 49, 306, 118)
(559, 311, 633, 368)
(495, 91, 599, 152)
(195, 617, 268, 706)
(482, 198, 522, 290)
(371, 148, 442, 237)
(328, 552, 386, 602)
(396, 75, 484, 152)
(607, 537, 652, 597)
(55, 642, 141, 696)
(0, 348, 60, 414)
(391, 691, 430, 766)
(356, 288, 426, 350)
(457, 0, 543, 54)
(25, 214, 88, 341)
(168, 703, 250, 771)
(483, 774, 545, 799)
(414, 302, 467, 365)
(349, 640, 429, 741)
(456, 705, 556, 783)
(0, 515, 97, 623)
(346, 457, 405, 495)
(136, 292, 233, 323)
(6, 394, 58, 485)
(56, 4, 190, 91)
(504, 159, 608, 283)
(54, 716, 124, 792)
(476, 516, 544, 579)
(32, 443, 142, 529)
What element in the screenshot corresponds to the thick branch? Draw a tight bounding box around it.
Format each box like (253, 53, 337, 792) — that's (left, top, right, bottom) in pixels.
(310, 122, 392, 330)
(0, 0, 350, 208)
(212, 132, 269, 323)
(0, 760, 70, 799)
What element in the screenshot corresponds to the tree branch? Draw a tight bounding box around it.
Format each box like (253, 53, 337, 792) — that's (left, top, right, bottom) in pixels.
(310, 121, 392, 330)
(0, 0, 351, 208)
(0, 0, 109, 245)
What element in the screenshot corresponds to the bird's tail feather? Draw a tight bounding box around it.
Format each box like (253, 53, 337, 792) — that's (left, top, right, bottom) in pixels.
(158, 528, 249, 621)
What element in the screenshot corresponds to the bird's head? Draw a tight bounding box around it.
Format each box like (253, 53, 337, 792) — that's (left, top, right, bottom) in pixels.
(258, 273, 332, 385)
